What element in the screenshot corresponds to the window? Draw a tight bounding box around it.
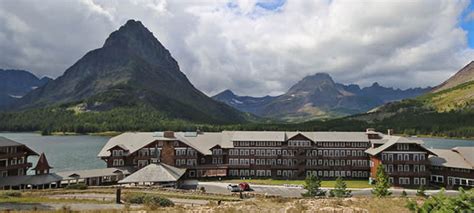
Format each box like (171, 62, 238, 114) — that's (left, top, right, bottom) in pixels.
(399, 177, 410, 185)
(413, 165, 419, 172)
(397, 144, 409, 150)
(414, 178, 419, 185)
(420, 178, 426, 185)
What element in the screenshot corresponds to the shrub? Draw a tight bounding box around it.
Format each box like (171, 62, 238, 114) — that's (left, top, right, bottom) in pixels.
(65, 183, 88, 190)
(0, 191, 22, 198)
(406, 187, 474, 212)
(401, 190, 408, 197)
(125, 193, 174, 209)
(416, 185, 427, 197)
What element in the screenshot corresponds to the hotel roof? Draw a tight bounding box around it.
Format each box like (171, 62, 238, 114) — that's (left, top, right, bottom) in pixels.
(98, 131, 374, 157)
(0, 136, 26, 147)
(0, 136, 38, 155)
(429, 147, 474, 170)
(56, 167, 134, 180)
(0, 174, 63, 187)
(118, 163, 186, 184)
(365, 135, 426, 156)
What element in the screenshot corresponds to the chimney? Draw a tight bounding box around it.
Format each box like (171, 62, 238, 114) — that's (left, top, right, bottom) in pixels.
(387, 129, 394, 136)
(164, 131, 175, 138)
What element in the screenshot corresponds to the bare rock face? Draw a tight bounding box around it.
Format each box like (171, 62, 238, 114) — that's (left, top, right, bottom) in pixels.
(432, 61, 474, 93)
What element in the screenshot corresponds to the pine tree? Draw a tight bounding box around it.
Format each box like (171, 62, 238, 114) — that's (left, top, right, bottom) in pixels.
(329, 177, 352, 197)
(372, 164, 392, 197)
(302, 174, 325, 197)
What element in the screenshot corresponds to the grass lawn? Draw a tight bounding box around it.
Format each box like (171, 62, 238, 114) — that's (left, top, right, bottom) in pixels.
(0, 196, 111, 204)
(225, 179, 371, 188)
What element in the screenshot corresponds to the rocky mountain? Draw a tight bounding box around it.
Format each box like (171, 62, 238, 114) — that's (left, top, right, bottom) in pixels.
(0, 69, 51, 108)
(212, 90, 275, 115)
(432, 61, 474, 93)
(13, 20, 249, 124)
(213, 73, 430, 121)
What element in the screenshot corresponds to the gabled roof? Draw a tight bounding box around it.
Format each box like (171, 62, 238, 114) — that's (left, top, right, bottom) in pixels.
(0, 136, 24, 147)
(429, 147, 474, 170)
(0, 136, 38, 155)
(98, 132, 166, 157)
(365, 135, 429, 156)
(118, 163, 186, 184)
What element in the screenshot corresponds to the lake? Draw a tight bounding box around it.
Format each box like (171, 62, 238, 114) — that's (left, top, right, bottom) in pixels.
(0, 132, 473, 173)
(0, 132, 109, 173)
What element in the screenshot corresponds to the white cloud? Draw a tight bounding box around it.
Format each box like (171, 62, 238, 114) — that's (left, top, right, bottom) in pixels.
(0, 0, 473, 96)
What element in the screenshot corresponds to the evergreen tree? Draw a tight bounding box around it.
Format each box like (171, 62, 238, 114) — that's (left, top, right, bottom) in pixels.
(329, 177, 351, 198)
(372, 164, 392, 197)
(302, 174, 326, 197)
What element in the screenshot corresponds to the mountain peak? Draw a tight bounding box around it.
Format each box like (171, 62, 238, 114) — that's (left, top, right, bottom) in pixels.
(221, 89, 236, 96)
(305, 72, 333, 81)
(101, 19, 179, 71)
(103, 19, 154, 48)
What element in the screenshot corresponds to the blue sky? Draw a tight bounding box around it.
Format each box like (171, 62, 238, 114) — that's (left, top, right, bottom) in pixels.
(461, 0, 474, 47)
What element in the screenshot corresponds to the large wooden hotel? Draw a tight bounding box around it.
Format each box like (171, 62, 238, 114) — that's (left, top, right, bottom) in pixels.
(97, 129, 474, 187)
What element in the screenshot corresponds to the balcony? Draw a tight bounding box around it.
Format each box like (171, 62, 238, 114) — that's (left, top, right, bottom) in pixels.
(382, 160, 430, 164)
(387, 171, 430, 177)
(0, 162, 32, 170)
(0, 152, 29, 159)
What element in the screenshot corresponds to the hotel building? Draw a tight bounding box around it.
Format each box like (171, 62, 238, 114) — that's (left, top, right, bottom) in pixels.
(98, 130, 474, 188)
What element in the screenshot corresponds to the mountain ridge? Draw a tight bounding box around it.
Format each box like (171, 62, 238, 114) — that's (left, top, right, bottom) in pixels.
(213, 72, 430, 121)
(0, 69, 51, 108)
(11, 19, 249, 124)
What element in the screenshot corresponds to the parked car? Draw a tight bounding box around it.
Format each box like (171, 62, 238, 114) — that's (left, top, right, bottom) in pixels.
(239, 182, 251, 191)
(227, 184, 241, 192)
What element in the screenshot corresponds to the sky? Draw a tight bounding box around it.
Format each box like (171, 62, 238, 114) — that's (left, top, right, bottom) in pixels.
(0, 0, 473, 96)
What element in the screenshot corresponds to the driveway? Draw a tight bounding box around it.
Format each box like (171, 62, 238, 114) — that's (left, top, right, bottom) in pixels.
(198, 181, 461, 198)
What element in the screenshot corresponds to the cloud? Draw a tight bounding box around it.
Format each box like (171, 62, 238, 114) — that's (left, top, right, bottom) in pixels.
(0, 0, 473, 96)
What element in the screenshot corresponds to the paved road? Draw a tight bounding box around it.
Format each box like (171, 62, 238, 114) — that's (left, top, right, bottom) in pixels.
(198, 182, 461, 198)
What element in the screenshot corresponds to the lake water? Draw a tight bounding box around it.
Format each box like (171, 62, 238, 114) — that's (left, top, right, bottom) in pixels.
(0, 133, 473, 173)
(0, 132, 109, 173)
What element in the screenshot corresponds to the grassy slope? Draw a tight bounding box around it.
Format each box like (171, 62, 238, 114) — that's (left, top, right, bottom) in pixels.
(419, 81, 474, 112)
